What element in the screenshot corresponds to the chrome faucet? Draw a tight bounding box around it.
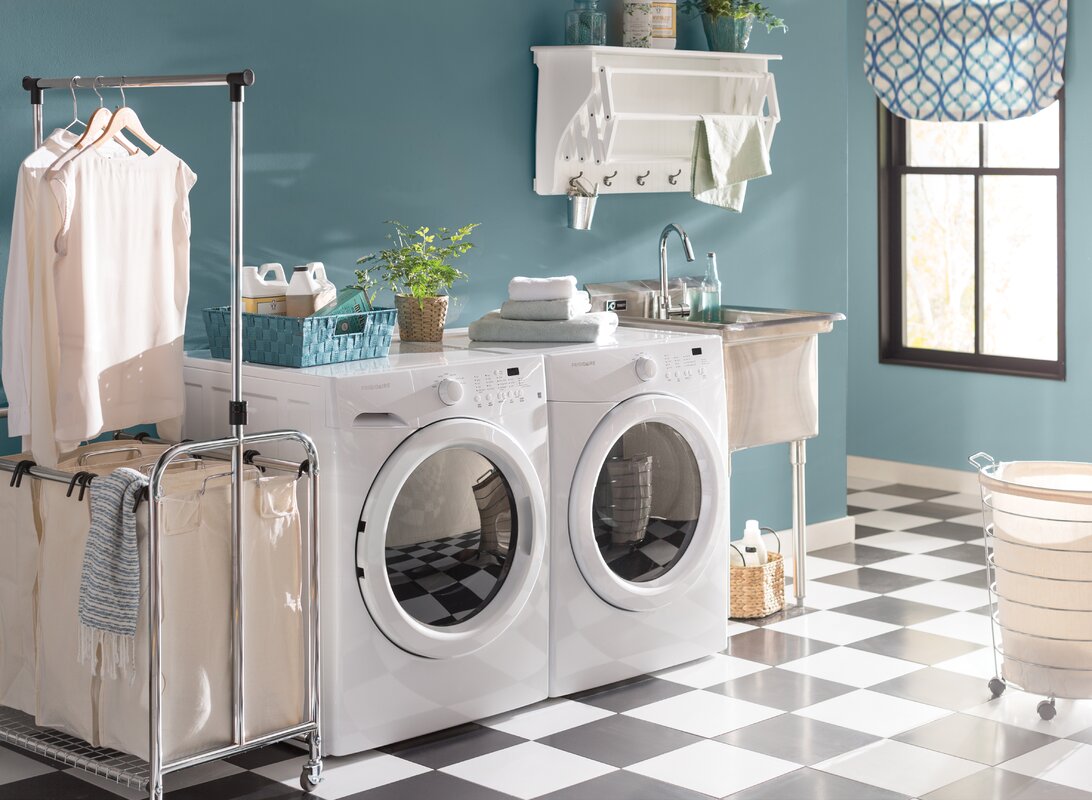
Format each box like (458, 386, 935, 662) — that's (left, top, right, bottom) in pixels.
(658, 223, 696, 319)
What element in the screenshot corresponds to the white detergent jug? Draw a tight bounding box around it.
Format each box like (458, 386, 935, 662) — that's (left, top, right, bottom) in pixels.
(286, 262, 337, 318)
(740, 519, 769, 566)
(242, 263, 288, 316)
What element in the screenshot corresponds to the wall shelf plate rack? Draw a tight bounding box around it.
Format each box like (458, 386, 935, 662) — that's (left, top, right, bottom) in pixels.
(532, 46, 781, 196)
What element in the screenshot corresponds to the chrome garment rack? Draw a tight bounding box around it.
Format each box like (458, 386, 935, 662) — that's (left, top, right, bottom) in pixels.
(0, 71, 324, 798)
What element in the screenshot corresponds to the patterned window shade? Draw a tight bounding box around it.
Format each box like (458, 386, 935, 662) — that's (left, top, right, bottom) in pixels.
(865, 0, 1067, 122)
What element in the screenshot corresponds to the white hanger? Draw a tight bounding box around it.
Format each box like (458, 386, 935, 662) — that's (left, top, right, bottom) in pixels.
(91, 81, 161, 153)
(61, 76, 85, 133)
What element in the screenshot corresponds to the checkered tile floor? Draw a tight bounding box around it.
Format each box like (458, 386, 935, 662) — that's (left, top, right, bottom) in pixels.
(6, 477, 1092, 799)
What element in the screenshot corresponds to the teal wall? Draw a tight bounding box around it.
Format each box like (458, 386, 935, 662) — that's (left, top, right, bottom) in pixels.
(846, 0, 1092, 470)
(0, 0, 849, 534)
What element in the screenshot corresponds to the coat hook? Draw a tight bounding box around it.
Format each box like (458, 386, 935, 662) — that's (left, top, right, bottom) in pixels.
(636, 170, 651, 186)
(668, 169, 683, 186)
(603, 171, 618, 187)
(569, 172, 584, 189)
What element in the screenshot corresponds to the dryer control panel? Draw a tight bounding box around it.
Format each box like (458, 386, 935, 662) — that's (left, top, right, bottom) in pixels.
(420, 360, 545, 416)
(659, 345, 715, 383)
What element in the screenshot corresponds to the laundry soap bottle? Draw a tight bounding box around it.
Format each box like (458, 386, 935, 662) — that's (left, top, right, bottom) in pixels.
(286, 262, 337, 318)
(242, 263, 289, 316)
(740, 519, 768, 566)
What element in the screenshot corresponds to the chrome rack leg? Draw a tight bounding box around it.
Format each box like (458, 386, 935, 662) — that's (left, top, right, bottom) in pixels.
(790, 440, 807, 607)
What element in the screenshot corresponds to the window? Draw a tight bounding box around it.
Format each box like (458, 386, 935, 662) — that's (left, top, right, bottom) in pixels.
(878, 99, 1065, 379)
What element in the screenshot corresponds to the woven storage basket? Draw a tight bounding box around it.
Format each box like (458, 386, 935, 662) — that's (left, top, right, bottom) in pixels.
(396, 295, 448, 343)
(203, 306, 396, 368)
(730, 550, 785, 620)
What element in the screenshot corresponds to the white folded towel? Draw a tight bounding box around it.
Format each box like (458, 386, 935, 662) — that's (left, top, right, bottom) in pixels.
(500, 292, 591, 322)
(692, 115, 771, 213)
(469, 310, 618, 343)
(508, 275, 578, 302)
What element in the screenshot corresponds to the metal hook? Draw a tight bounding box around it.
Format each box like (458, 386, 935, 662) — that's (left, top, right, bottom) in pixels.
(92, 76, 105, 107)
(569, 172, 584, 189)
(603, 171, 618, 187)
(636, 170, 651, 186)
(118, 78, 126, 108)
(668, 169, 683, 186)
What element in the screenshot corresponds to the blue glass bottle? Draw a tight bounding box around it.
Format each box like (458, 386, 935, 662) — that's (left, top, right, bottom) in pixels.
(566, 0, 607, 46)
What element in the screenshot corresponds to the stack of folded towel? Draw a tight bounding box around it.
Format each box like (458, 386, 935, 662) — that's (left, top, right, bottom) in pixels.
(469, 276, 618, 343)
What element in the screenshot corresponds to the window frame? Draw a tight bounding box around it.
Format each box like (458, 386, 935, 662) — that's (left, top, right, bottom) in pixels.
(877, 96, 1067, 380)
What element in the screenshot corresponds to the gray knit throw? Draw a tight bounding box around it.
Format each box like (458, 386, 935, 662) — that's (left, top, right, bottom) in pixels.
(78, 467, 148, 680)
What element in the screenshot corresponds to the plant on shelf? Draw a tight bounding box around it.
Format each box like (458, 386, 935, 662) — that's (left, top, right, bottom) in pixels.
(679, 0, 786, 52)
(355, 220, 479, 343)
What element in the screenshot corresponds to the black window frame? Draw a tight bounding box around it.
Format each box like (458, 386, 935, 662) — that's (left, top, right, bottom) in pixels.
(877, 96, 1066, 380)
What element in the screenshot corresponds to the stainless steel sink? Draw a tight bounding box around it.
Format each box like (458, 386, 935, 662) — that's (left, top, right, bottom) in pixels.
(587, 280, 844, 451)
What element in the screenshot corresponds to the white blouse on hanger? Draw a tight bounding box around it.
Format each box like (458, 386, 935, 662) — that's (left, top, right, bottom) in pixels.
(47, 145, 196, 451)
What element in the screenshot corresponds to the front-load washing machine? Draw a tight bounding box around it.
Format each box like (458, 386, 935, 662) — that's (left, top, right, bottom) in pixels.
(181, 343, 550, 754)
(446, 328, 729, 696)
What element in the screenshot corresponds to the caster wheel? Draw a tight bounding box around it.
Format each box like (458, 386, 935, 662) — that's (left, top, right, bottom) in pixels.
(1037, 699, 1057, 721)
(300, 772, 321, 793)
(988, 677, 1006, 698)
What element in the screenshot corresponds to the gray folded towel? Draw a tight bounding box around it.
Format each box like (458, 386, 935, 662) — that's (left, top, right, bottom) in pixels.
(78, 467, 148, 681)
(469, 310, 618, 343)
(500, 292, 592, 321)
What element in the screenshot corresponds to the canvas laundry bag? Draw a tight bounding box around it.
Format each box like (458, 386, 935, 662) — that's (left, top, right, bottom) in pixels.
(0, 451, 41, 714)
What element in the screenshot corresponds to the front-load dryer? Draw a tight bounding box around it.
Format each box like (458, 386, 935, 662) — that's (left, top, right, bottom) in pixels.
(181, 344, 549, 754)
(446, 328, 729, 697)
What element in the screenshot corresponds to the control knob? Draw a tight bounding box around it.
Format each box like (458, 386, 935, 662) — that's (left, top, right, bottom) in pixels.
(634, 356, 659, 382)
(437, 378, 464, 406)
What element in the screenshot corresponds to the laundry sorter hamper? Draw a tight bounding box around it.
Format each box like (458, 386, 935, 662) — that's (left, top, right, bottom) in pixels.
(969, 453, 1092, 721)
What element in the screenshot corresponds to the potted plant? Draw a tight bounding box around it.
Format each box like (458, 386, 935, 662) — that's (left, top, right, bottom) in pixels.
(680, 0, 786, 53)
(356, 221, 479, 343)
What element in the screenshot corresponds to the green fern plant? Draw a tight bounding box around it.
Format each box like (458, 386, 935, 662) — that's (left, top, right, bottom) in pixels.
(355, 221, 479, 308)
(679, 0, 786, 32)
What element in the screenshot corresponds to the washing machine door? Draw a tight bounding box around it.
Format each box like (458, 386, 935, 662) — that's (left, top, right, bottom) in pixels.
(356, 418, 547, 659)
(569, 393, 727, 612)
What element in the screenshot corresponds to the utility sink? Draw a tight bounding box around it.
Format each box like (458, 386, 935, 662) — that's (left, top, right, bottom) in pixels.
(587, 280, 845, 451)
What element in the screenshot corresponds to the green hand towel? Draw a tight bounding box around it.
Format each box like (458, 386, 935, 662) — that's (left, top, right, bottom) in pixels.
(692, 115, 772, 212)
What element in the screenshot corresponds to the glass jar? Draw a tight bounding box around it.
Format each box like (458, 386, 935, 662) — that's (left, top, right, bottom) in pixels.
(565, 0, 607, 46)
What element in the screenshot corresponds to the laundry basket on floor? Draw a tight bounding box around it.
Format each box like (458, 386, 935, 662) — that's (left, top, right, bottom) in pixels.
(969, 453, 1092, 721)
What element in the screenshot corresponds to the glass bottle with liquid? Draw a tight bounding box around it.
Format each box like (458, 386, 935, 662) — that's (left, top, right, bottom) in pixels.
(565, 0, 607, 45)
(700, 252, 722, 322)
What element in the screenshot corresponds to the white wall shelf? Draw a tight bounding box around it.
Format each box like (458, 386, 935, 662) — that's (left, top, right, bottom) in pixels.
(532, 46, 781, 196)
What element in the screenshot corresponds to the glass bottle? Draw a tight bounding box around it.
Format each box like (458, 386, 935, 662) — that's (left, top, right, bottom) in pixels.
(700, 252, 722, 321)
(565, 0, 607, 46)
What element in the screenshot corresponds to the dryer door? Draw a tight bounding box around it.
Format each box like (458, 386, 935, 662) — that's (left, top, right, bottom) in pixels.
(357, 418, 547, 659)
(569, 394, 728, 612)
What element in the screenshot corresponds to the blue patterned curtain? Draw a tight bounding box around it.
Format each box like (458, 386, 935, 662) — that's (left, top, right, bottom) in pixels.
(865, 0, 1067, 122)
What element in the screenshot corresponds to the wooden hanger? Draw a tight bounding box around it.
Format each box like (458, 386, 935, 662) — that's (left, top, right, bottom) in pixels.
(91, 83, 160, 153)
(71, 78, 139, 154)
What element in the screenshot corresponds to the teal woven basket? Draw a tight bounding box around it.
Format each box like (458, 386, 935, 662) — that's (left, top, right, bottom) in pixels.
(203, 306, 397, 368)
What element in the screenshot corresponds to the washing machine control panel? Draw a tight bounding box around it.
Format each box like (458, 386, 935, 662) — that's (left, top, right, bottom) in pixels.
(426, 366, 534, 410)
(635, 346, 714, 384)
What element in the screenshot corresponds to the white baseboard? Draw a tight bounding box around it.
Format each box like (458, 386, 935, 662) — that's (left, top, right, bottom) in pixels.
(760, 515, 855, 560)
(848, 455, 978, 495)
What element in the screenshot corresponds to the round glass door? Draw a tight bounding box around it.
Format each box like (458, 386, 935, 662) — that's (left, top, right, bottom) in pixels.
(592, 422, 700, 583)
(357, 418, 546, 658)
(570, 395, 727, 612)
(384, 449, 517, 628)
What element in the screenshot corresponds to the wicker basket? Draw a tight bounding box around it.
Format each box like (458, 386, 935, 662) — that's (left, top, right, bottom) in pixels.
(730, 551, 785, 619)
(203, 305, 396, 368)
(396, 295, 448, 342)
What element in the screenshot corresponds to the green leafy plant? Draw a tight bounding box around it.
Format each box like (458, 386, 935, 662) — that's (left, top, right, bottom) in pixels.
(355, 221, 480, 307)
(679, 0, 786, 32)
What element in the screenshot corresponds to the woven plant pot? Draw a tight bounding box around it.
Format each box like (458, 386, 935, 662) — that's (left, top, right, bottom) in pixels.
(395, 294, 448, 342)
(730, 552, 785, 619)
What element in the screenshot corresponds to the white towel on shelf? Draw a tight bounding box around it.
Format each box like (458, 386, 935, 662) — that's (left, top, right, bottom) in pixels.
(469, 310, 618, 343)
(500, 292, 591, 321)
(692, 115, 771, 212)
(507, 275, 578, 302)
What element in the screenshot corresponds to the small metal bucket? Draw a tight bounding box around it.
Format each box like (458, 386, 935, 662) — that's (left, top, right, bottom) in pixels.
(567, 176, 598, 231)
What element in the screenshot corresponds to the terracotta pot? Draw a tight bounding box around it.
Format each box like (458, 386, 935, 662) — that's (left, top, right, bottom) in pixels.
(395, 294, 448, 343)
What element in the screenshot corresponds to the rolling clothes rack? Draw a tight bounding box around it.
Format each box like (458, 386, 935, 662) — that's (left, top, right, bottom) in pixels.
(0, 70, 324, 798)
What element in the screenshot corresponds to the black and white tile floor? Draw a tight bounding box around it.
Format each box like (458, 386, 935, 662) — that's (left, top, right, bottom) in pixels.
(5, 477, 1092, 799)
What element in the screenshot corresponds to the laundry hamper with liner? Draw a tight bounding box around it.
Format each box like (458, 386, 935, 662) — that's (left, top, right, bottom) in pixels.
(730, 529, 784, 619)
(0, 451, 41, 716)
(203, 305, 396, 368)
(969, 453, 1092, 721)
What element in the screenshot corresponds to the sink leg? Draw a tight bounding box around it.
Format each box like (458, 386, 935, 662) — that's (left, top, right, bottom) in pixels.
(790, 439, 807, 607)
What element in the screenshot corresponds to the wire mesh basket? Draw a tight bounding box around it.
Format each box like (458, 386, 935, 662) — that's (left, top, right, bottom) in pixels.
(969, 452, 1092, 721)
